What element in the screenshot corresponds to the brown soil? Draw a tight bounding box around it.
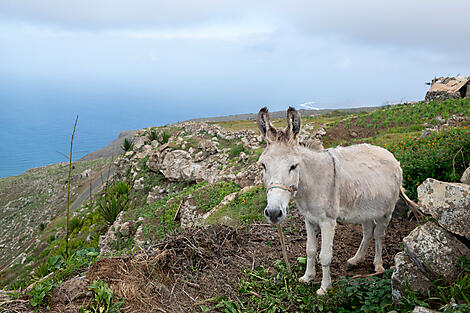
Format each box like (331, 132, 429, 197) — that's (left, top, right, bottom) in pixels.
(45, 209, 416, 313)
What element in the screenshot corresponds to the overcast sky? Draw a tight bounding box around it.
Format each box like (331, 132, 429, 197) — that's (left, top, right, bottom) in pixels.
(1, 0, 470, 119)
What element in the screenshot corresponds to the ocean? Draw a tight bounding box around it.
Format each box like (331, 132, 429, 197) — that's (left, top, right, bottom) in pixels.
(0, 101, 187, 179)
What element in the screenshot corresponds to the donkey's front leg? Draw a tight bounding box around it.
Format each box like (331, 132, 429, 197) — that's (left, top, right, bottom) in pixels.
(299, 219, 318, 283)
(317, 219, 336, 296)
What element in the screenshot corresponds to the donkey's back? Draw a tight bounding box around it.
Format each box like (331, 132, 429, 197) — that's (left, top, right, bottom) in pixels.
(331, 143, 402, 223)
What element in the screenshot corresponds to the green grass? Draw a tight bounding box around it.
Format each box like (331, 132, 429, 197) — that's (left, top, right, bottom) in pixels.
(192, 181, 240, 213)
(207, 185, 266, 225)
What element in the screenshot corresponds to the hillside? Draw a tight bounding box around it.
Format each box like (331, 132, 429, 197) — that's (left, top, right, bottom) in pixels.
(1, 98, 470, 313)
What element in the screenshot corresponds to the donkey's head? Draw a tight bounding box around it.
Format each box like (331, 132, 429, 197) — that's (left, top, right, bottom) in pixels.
(257, 107, 301, 224)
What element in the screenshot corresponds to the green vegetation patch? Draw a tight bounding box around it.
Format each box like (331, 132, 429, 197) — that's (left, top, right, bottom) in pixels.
(386, 127, 470, 199)
(192, 181, 240, 213)
(215, 260, 395, 313)
(207, 185, 266, 225)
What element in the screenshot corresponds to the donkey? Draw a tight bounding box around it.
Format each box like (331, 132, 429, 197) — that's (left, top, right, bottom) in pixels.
(257, 106, 410, 296)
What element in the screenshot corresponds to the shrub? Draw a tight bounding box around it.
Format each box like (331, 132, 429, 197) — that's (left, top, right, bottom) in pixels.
(97, 182, 131, 225)
(69, 217, 83, 234)
(39, 223, 45, 232)
(228, 144, 246, 158)
(121, 138, 133, 152)
(386, 127, 470, 199)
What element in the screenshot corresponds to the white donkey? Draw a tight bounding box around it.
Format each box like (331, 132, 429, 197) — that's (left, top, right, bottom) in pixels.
(257, 107, 411, 296)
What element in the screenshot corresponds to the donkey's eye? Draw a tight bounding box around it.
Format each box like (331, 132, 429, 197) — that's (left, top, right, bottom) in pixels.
(289, 164, 298, 172)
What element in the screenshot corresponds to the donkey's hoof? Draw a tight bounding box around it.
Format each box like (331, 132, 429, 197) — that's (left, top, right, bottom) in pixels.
(316, 287, 327, 296)
(346, 259, 359, 269)
(374, 264, 385, 274)
(299, 274, 315, 283)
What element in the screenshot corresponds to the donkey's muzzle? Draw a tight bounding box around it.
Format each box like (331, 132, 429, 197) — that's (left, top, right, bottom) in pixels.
(264, 208, 283, 224)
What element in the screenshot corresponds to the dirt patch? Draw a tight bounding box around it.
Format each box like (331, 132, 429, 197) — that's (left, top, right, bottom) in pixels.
(47, 210, 416, 313)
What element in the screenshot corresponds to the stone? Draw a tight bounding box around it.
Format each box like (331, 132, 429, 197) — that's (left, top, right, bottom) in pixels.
(391, 251, 432, 300)
(119, 222, 131, 237)
(232, 164, 262, 187)
(403, 222, 470, 283)
(52, 276, 89, 304)
(160, 150, 202, 181)
(133, 136, 146, 150)
(418, 178, 470, 239)
(134, 177, 145, 191)
(461, 166, 470, 184)
(219, 216, 236, 226)
(412, 306, 441, 313)
(349, 131, 358, 138)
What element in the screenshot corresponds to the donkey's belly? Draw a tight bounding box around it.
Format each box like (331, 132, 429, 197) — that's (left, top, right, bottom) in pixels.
(337, 204, 390, 224)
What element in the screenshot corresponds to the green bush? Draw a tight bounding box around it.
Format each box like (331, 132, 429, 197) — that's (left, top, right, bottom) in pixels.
(386, 127, 470, 199)
(97, 182, 131, 225)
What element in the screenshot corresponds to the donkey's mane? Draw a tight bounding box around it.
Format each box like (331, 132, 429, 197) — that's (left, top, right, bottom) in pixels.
(270, 127, 297, 146)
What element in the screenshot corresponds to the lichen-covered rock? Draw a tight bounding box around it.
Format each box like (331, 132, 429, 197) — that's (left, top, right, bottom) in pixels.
(418, 178, 470, 239)
(391, 251, 432, 300)
(461, 166, 470, 184)
(403, 222, 470, 283)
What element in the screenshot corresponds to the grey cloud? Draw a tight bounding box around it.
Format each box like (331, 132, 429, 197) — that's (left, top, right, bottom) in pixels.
(274, 1, 470, 52)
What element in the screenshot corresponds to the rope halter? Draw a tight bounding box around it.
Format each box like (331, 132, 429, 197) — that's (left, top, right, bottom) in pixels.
(266, 183, 298, 195)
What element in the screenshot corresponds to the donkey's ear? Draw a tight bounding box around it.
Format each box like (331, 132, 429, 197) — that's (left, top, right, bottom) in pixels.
(257, 107, 277, 143)
(286, 106, 301, 142)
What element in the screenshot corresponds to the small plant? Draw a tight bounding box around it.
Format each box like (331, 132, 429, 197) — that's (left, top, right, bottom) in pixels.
(160, 130, 170, 144)
(228, 144, 246, 158)
(121, 138, 133, 152)
(97, 181, 131, 225)
(29, 279, 55, 310)
(33, 255, 65, 279)
(84, 280, 124, 313)
(70, 217, 83, 234)
(147, 128, 158, 141)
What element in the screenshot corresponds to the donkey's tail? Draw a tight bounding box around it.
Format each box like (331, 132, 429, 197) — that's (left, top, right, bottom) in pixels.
(399, 186, 422, 220)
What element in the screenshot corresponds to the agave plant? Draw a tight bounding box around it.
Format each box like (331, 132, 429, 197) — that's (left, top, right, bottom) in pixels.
(97, 182, 131, 225)
(121, 138, 133, 152)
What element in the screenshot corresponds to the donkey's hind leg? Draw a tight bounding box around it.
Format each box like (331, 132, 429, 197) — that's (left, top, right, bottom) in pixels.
(347, 221, 373, 267)
(372, 214, 392, 273)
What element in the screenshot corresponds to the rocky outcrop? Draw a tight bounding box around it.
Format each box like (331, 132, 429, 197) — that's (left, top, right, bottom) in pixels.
(392, 178, 470, 301)
(461, 166, 470, 185)
(417, 178, 470, 240)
